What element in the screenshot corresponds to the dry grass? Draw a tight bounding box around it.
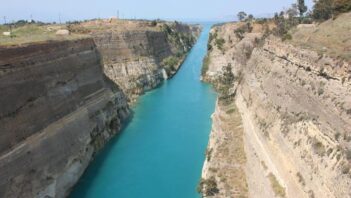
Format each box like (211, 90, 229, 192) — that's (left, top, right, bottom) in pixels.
(0, 18, 162, 46)
(289, 12, 351, 61)
(268, 172, 286, 198)
(0, 24, 88, 46)
(78, 19, 164, 32)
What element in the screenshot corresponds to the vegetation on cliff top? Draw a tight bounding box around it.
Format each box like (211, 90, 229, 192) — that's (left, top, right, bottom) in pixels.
(0, 19, 197, 47)
(159, 21, 198, 76)
(289, 12, 351, 61)
(233, 0, 351, 61)
(161, 22, 196, 53)
(313, 0, 351, 20)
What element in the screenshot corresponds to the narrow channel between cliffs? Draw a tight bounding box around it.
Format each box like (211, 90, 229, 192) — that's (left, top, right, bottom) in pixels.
(70, 23, 217, 198)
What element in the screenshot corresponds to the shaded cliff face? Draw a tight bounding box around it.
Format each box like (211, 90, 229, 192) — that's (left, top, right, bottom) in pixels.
(202, 19, 351, 198)
(0, 39, 130, 198)
(77, 20, 200, 102)
(0, 19, 199, 198)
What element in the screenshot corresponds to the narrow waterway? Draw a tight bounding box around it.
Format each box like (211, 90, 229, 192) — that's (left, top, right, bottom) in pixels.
(70, 23, 216, 198)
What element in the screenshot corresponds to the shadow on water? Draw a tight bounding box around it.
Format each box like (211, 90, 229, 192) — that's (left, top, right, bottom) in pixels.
(70, 110, 134, 197)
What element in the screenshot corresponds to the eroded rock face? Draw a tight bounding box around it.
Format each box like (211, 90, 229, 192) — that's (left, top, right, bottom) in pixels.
(0, 20, 200, 198)
(0, 39, 130, 198)
(90, 22, 200, 103)
(202, 23, 351, 198)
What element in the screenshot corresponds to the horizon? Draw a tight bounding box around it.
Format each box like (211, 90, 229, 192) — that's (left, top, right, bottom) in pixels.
(1, 0, 314, 24)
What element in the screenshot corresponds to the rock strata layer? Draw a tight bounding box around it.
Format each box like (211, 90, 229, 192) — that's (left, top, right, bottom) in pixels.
(83, 20, 201, 102)
(201, 21, 351, 198)
(0, 20, 200, 198)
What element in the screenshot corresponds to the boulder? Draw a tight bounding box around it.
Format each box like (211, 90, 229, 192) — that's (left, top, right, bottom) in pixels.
(2, 32, 11, 36)
(55, 29, 70, 36)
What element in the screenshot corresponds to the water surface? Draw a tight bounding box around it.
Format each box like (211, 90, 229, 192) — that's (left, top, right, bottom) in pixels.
(71, 23, 216, 198)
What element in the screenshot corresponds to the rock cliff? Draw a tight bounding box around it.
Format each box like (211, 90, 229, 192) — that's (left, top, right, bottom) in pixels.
(0, 38, 130, 198)
(201, 17, 351, 198)
(78, 20, 201, 102)
(0, 20, 199, 197)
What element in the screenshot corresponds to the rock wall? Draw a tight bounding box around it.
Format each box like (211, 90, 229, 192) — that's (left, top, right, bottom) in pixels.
(201, 22, 351, 198)
(87, 21, 200, 102)
(0, 20, 199, 198)
(0, 38, 130, 198)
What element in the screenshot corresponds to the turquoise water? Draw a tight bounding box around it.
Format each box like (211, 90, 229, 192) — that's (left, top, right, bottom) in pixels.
(70, 23, 216, 198)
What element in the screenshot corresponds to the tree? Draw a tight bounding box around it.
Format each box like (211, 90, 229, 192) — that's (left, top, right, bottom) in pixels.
(218, 63, 235, 101)
(333, 0, 351, 14)
(312, 0, 333, 20)
(274, 12, 280, 21)
(151, 20, 157, 26)
(220, 63, 234, 86)
(237, 11, 247, 21)
(197, 177, 219, 196)
(287, 4, 299, 18)
(298, 0, 308, 16)
(248, 14, 254, 21)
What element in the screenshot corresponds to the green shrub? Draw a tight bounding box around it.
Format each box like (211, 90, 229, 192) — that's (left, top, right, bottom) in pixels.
(312, 138, 325, 156)
(205, 148, 213, 161)
(226, 108, 235, 114)
(162, 56, 179, 73)
(341, 162, 350, 174)
(218, 63, 235, 102)
(282, 33, 292, 41)
(234, 28, 245, 40)
(151, 20, 157, 26)
(215, 38, 225, 50)
(296, 172, 305, 186)
(202, 55, 210, 76)
(317, 87, 324, 96)
(234, 23, 253, 40)
(197, 177, 219, 196)
(268, 173, 286, 198)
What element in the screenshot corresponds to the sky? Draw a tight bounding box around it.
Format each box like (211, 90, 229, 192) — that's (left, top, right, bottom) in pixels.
(0, 0, 314, 23)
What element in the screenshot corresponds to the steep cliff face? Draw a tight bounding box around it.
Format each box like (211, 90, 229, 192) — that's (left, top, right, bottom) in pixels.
(0, 39, 130, 198)
(0, 20, 199, 198)
(78, 20, 200, 102)
(201, 19, 351, 198)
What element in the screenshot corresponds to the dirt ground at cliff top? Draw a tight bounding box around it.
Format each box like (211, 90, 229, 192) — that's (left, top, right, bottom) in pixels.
(289, 12, 351, 62)
(79, 19, 165, 31)
(0, 24, 88, 46)
(0, 19, 164, 46)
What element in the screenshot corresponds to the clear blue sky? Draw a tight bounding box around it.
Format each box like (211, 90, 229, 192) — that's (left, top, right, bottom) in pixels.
(1, 0, 314, 23)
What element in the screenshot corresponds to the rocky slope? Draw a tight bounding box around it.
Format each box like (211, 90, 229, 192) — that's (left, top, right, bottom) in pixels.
(201, 16, 351, 198)
(0, 20, 199, 197)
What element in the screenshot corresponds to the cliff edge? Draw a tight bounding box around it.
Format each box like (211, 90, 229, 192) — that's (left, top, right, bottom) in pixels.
(0, 19, 200, 197)
(200, 13, 351, 198)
